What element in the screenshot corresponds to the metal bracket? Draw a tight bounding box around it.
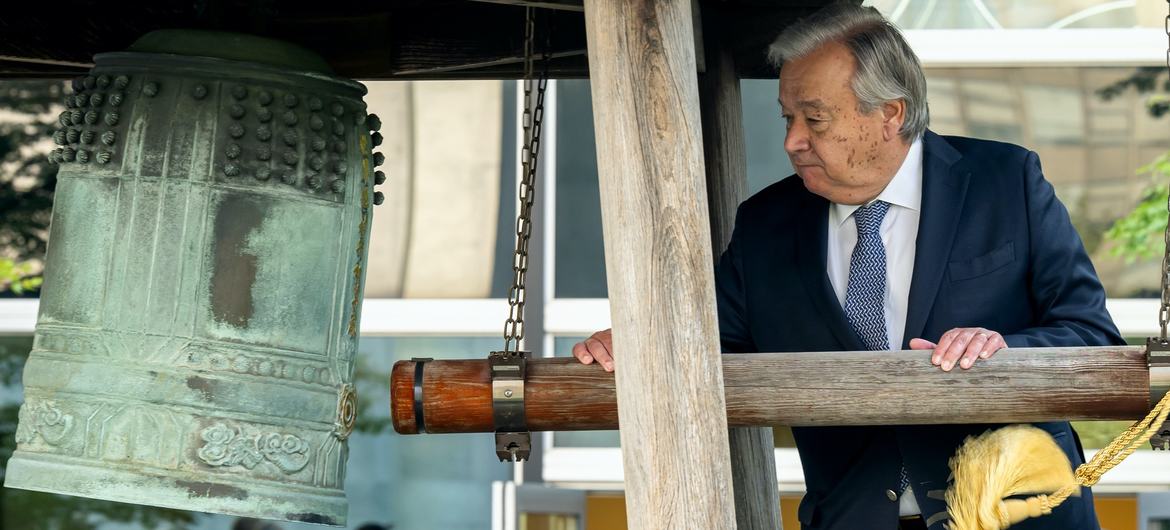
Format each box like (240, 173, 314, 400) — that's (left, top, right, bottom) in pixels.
(411, 357, 433, 434)
(1148, 338, 1170, 404)
(489, 351, 530, 462)
(1146, 338, 1170, 450)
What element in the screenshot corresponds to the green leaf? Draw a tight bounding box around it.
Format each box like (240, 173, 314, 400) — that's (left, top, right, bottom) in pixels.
(1105, 150, 1170, 262)
(0, 258, 42, 295)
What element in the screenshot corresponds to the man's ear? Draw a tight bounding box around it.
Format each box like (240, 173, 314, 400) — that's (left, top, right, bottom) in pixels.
(880, 99, 906, 141)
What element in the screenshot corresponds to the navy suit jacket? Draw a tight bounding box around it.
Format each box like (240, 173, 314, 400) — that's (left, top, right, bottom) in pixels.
(714, 131, 1124, 530)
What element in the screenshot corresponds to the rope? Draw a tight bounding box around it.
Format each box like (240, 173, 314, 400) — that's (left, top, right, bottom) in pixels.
(985, 4, 1170, 524)
(1034, 390, 1170, 511)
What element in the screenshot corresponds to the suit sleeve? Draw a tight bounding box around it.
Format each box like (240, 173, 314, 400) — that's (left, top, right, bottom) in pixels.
(715, 204, 757, 353)
(1002, 151, 1125, 348)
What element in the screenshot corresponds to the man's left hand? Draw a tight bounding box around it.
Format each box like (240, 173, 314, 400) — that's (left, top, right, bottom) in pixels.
(909, 327, 1006, 371)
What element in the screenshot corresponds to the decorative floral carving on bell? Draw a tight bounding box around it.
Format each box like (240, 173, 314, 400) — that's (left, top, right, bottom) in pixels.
(196, 423, 312, 474)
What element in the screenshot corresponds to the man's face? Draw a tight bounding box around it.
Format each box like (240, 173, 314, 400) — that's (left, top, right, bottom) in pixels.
(779, 41, 904, 205)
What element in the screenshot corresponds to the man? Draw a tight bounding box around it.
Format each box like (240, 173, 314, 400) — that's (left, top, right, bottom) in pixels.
(572, 3, 1123, 530)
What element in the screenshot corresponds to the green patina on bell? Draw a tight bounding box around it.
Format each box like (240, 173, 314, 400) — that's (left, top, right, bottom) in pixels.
(4, 29, 384, 526)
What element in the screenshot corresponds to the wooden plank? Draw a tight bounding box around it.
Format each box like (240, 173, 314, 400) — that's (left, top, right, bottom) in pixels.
(389, 346, 1153, 433)
(582, 0, 737, 528)
(698, 33, 781, 530)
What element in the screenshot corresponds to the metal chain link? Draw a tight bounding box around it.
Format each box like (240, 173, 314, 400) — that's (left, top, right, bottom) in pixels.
(501, 8, 551, 356)
(1161, 0, 1170, 339)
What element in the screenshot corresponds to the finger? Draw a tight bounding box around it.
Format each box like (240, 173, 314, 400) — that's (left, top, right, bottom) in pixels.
(931, 329, 960, 365)
(598, 329, 614, 351)
(571, 341, 594, 364)
(597, 328, 615, 365)
(980, 335, 1006, 359)
(586, 337, 615, 372)
(959, 333, 991, 369)
(940, 329, 978, 371)
(909, 338, 937, 350)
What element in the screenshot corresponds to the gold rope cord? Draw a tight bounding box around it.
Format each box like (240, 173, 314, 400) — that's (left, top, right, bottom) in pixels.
(948, 3, 1170, 528)
(946, 392, 1170, 530)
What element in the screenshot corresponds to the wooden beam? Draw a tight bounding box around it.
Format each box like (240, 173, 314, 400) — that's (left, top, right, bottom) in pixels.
(583, 0, 737, 528)
(0, 3, 594, 80)
(698, 33, 781, 530)
(389, 346, 1153, 434)
(382, 6, 589, 79)
(388, 49, 587, 78)
(0, 2, 844, 80)
(699, 51, 747, 257)
(713, 4, 826, 79)
(467, 0, 585, 12)
(0, 59, 89, 78)
(0, 55, 93, 69)
(379, 56, 591, 80)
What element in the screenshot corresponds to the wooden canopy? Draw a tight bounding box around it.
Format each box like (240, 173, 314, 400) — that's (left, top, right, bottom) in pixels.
(0, 0, 831, 80)
(2, 1, 849, 528)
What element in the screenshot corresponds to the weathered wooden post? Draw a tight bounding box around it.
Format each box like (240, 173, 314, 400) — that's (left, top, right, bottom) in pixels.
(698, 35, 783, 528)
(582, 0, 737, 528)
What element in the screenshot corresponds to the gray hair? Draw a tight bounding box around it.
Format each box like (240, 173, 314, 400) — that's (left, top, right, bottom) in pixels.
(767, 3, 928, 141)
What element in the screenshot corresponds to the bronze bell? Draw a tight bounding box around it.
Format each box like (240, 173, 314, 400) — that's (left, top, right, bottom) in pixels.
(4, 30, 383, 526)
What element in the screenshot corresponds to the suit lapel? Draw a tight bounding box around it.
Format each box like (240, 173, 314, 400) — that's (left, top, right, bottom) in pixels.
(902, 131, 969, 347)
(795, 192, 864, 351)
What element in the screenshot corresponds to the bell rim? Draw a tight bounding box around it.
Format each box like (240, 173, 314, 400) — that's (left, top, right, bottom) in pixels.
(4, 450, 347, 526)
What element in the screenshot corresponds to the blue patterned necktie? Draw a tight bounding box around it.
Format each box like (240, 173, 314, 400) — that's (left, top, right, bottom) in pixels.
(844, 200, 891, 352)
(842, 200, 910, 493)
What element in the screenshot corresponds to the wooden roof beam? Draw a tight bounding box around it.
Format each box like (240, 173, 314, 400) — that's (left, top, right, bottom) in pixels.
(467, 0, 584, 12)
(378, 5, 589, 79)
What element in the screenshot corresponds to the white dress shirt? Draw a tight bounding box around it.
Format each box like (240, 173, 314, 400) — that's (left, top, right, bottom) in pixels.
(825, 136, 924, 515)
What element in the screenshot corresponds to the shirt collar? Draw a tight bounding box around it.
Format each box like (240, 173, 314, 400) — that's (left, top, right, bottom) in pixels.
(832, 136, 924, 226)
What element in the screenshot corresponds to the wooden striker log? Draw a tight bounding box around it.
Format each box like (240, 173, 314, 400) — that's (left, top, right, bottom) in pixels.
(391, 346, 1151, 435)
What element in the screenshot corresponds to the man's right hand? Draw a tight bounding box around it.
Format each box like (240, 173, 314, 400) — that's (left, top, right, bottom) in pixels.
(571, 329, 614, 372)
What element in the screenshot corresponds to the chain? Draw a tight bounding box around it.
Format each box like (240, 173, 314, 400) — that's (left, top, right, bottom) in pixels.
(502, 8, 551, 356)
(1161, 0, 1170, 339)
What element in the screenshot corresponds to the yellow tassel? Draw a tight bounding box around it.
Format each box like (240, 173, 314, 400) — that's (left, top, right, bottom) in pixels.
(945, 425, 1077, 530)
(946, 389, 1170, 530)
